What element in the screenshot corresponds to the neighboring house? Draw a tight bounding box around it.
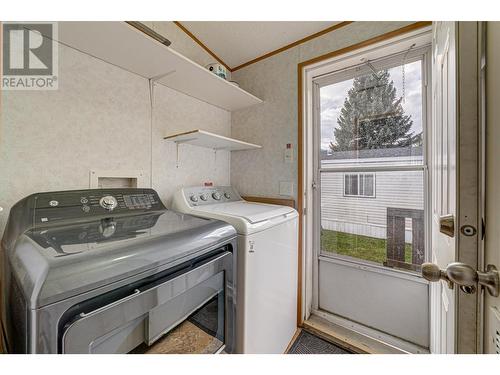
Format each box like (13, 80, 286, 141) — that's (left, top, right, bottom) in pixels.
(320, 146, 424, 242)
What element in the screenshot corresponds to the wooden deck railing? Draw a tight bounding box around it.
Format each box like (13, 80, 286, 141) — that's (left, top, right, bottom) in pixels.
(384, 207, 424, 272)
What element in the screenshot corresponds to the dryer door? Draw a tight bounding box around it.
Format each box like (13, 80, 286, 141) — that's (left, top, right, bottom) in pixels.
(60, 251, 234, 353)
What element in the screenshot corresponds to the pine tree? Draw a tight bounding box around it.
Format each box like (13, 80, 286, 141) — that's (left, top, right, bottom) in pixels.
(330, 70, 422, 152)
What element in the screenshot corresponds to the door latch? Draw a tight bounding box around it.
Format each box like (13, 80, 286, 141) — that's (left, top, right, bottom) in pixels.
(439, 214, 455, 237)
(422, 262, 500, 297)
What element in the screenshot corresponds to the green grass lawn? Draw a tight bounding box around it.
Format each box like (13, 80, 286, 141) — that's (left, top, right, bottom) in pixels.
(321, 229, 412, 265)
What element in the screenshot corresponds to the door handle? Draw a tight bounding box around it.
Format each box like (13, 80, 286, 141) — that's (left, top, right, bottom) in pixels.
(421, 262, 500, 297)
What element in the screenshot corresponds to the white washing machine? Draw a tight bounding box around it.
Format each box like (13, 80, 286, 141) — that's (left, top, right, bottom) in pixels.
(172, 186, 298, 354)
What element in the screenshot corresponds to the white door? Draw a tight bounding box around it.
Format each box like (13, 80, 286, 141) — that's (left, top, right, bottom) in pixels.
(426, 21, 484, 353)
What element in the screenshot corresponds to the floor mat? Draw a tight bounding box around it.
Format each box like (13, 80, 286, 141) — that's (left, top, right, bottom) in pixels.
(287, 331, 352, 354)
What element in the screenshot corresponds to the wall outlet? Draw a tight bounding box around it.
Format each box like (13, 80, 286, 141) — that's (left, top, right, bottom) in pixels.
(279, 181, 293, 196)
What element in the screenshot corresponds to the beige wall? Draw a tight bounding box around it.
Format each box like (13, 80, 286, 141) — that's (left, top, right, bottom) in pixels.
(485, 21, 500, 354)
(0, 21, 426, 233)
(230, 22, 413, 201)
(0, 22, 230, 234)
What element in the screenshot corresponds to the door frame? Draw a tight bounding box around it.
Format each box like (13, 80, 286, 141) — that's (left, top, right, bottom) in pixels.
(298, 21, 485, 353)
(305, 28, 432, 352)
(297, 21, 432, 324)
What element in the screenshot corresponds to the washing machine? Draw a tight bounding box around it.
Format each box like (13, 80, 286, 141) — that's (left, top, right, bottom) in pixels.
(172, 186, 298, 354)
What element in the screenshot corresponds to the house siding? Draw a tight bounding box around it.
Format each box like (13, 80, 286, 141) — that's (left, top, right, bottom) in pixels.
(321, 169, 424, 242)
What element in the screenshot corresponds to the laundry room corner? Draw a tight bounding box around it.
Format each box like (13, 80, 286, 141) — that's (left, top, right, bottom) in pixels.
(0, 5, 499, 372)
(0, 21, 232, 235)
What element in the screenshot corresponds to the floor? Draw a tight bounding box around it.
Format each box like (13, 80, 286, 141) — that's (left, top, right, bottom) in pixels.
(132, 320, 223, 354)
(288, 330, 352, 354)
(303, 314, 409, 354)
(132, 297, 223, 354)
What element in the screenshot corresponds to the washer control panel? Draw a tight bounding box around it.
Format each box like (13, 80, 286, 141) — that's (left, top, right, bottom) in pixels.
(184, 186, 241, 207)
(33, 188, 165, 226)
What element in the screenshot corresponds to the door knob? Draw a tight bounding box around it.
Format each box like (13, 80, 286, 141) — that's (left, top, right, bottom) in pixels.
(421, 262, 455, 289)
(421, 262, 499, 297)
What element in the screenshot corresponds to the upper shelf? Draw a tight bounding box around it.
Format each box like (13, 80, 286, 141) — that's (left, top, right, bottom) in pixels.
(164, 130, 262, 151)
(54, 22, 263, 112)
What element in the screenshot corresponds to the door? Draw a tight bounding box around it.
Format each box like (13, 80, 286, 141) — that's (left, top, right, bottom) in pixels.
(429, 20, 458, 354)
(312, 38, 432, 352)
(309, 22, 489, 353)
(426, 21, 483, 354)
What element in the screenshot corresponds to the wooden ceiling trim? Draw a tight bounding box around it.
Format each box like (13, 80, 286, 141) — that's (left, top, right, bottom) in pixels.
(174, 21, 353, 72)
(231, 21, 353, 71)
(173, 21, 233, 71)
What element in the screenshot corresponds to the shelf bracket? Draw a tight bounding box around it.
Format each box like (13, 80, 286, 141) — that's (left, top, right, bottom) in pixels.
(176, 142, 180, 168)
(174, 139, 200, 168)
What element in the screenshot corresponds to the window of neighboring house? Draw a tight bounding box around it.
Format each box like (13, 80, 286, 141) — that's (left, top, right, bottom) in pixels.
(343, 173, 375, 197)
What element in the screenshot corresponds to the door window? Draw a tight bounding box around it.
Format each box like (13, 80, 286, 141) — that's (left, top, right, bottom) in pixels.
(317, 51, 427, 272)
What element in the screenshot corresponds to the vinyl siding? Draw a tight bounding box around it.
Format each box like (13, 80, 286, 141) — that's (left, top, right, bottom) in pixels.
(321, 170, 424, 240)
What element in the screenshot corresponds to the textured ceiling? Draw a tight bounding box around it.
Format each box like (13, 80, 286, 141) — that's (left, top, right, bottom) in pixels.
(179, 21, 341, 68)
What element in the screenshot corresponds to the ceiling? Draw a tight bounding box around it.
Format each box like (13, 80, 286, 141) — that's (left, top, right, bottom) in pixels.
(179, 21, 341, 69)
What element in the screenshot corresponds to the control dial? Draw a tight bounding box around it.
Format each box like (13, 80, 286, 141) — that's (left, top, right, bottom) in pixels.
(200, 194, 208, 201)
(212, 192, 221, 200)
(99, 195, 118, 211)
(189, 195, 199, 203)
(224, 192, 231, 199)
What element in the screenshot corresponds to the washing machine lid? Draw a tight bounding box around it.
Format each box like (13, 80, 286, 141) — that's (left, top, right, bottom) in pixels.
(192, 201, 295, 224)
(14, 210, 236, 308)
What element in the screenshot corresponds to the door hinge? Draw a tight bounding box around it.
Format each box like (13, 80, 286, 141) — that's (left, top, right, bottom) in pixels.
(312, 181, 317, 190)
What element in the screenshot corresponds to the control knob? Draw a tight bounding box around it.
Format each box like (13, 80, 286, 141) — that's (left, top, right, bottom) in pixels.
(212, 192, 221, 200)
(99, 195, 118, 211)
(189, 195, 199, 203)
(200, 194, 208, 201)
(224, 192, 231, 199)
